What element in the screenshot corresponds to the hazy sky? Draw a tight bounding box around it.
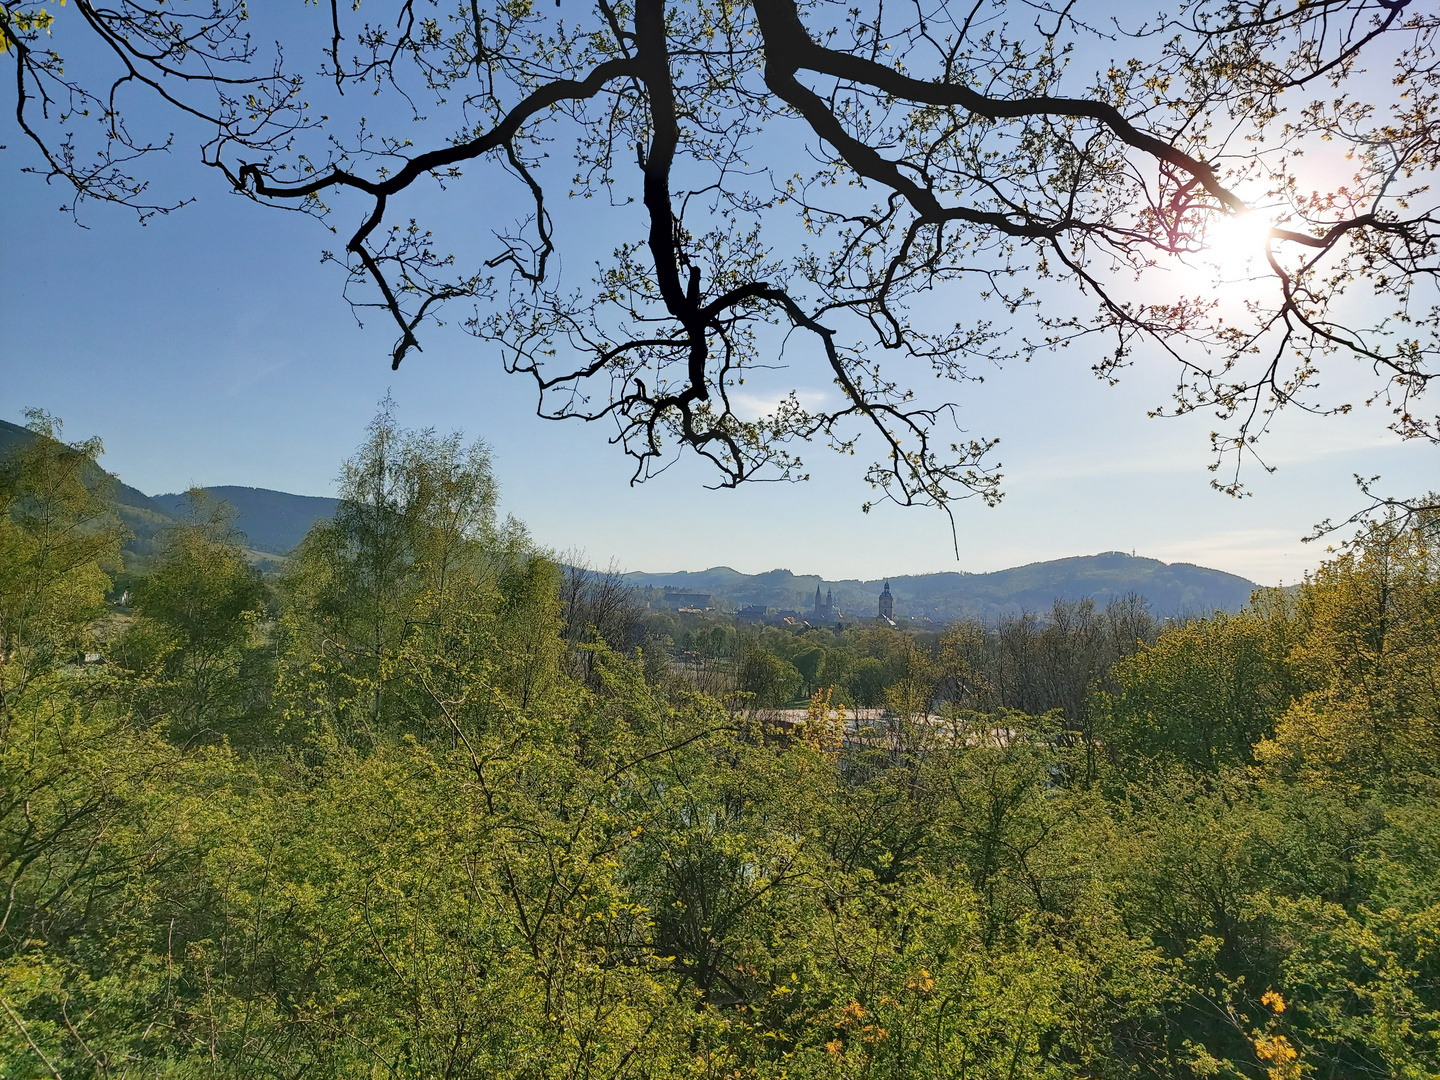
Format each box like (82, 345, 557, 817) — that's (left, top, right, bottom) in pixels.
(2, 12, 1432, 586)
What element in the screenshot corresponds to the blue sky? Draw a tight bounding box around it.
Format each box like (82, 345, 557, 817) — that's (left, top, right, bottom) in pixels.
(3, 9, 1433, 585)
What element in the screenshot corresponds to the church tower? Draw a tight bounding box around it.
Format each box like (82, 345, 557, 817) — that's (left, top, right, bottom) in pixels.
(814, 586, 836, 622)
(878, 581, 894, 621)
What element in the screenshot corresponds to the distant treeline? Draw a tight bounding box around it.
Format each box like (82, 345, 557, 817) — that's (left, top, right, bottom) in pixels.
(2, 408, 1438, 1078)
(639, 595, 1158, 718)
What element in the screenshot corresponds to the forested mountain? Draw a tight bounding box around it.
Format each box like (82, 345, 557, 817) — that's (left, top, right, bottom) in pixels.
(627, 553, 1259, 619)
(1, 418, 176, 562)
(1, 420, 336, 559)
(152, 487, 340, 555)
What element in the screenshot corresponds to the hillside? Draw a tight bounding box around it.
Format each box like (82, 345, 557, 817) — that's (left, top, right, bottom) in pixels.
(625, 553, 1259, 620)
(152, 487, 339, 555)
(1, 420, 336, 560)
(1, 418, 178, 563)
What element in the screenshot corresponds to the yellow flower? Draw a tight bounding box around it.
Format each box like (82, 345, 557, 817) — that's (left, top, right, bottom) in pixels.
(906, 969, 935, 993)
(1254, 1034, 1295, 1062)
(1253, 1034, 1301, 1080)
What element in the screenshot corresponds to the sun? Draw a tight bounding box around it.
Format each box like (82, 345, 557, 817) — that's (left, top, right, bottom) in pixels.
(1203, 210, 1275, 267)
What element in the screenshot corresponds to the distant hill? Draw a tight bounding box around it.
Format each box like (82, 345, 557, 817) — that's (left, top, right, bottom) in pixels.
(1, 420, 337, 561)
(3, 417, 1260, 608)
(153, 487, 339, 555)
(625, 553, 1260, 621)
(1, 418, 177, 563)
(0, 419, 168, 516)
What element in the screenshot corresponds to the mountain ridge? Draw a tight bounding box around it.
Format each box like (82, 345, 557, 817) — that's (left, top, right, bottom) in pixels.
(623, 553, 1259, 620)
(0, 420, 336, 560)
(152, 486, 340, 555)
(4, 418, 1262, 615)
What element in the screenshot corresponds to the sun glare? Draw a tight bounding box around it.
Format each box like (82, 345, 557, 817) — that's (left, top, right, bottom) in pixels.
(1203, 210, 1275, 267)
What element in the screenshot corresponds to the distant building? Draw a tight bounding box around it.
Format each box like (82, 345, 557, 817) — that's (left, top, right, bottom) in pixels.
(655, 590, 714, 611)
(812, 586, 838, 623)
(735, 605, 811, 626)
(878, 581, 895, 622)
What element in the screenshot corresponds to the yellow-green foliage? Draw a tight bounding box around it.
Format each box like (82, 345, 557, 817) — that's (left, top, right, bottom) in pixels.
(1259, 520, 1440, 789)
(0, 411, 122, 698)
(1101, 602, 1298, 773)
(2, 420, 1439, 1078)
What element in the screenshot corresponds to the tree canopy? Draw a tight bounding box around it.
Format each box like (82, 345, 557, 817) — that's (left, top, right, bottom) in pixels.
(5, 0, 1438, 514)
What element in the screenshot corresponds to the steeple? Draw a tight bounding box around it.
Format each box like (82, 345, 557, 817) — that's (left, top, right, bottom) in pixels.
(878, 581, 895, 621)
